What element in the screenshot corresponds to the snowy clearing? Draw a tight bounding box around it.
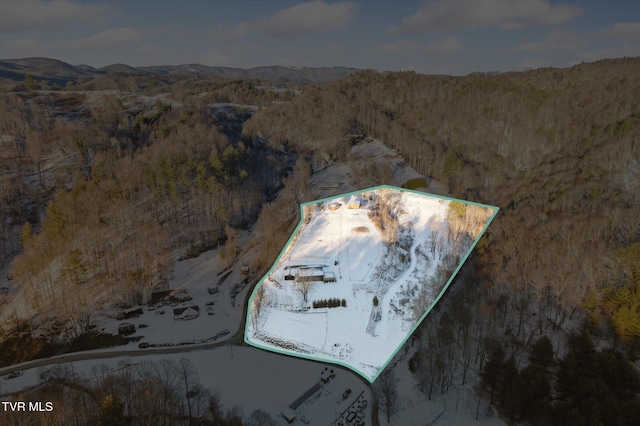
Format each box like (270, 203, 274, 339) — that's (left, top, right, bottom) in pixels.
(246, 186, 498, 382)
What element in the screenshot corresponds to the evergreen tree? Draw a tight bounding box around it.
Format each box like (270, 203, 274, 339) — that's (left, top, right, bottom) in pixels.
(480, 346, 505, 405)
(529, 335, 554, 369)
(98, 394, 124, 426)
(554, 333, 640, 426)
(24, 74, 38, 91)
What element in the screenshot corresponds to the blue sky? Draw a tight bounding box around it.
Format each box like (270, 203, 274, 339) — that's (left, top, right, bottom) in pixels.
(0, 0, 639, 75)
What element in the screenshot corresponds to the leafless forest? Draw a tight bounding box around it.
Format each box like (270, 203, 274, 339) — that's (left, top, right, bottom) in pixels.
(1, 58, 639, 424)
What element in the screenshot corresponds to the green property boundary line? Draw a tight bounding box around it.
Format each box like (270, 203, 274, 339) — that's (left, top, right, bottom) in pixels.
(244, 184, 499, 383)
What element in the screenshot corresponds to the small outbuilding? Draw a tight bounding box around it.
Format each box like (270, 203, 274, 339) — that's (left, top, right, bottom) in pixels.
(347, 196, 362, 209)
(122, 307, 143, 319)
(181, 308, 199, 320)
(118, 323, 136, 335)
(297, 267, 324, 282)
(290, 382, 322, 410)
(323, 272, 336, 283)
(173, 305, 200, 320)
(280, 406, 296, 424)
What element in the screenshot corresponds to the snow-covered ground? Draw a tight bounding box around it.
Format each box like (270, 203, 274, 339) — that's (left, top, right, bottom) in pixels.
(0, 346, 372, 425)
(1, 246, 252, 363)
(381, 344, 507, 426)
(247, 187, 496, 382)
(98, 249, 245, 347)
(77, 246, 254, 350)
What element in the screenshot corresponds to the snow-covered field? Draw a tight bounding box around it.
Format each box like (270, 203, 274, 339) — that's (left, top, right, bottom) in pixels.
(89, 248, 253, 349)
(247, 186, 497, 382)
(0, 346, 372, 425)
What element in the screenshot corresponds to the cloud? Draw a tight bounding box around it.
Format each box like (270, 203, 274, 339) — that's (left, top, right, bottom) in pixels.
(513, 29, 585, 52)
(66, 28, 145, 51)
(0, 0, 106, 34)
(388, 0, 582, 35)
(308, 42, 341, 56)
(258, 1, 357, 38)
(210, 22, 251, 44)
(207, 1, 356, 44)
(372, 37, 465, 54)
(600, 22, 640, 41)
(0, 38, 55, 58)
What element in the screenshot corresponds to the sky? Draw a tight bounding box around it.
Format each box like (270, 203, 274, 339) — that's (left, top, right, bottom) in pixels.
(0, 0, 639, 75)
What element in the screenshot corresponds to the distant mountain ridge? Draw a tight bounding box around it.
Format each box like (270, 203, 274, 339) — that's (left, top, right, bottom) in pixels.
(0, 57, 362, 85)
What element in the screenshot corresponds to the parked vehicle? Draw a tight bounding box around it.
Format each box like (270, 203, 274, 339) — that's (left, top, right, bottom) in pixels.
(5, 370, 23, 379)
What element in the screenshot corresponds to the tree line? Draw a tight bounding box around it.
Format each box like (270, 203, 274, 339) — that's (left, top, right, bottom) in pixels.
(1, 358, 280, 426)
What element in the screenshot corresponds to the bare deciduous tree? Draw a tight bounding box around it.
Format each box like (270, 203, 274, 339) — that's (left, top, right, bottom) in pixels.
(294, 279, 312, 304)
(374, 369, 398, 423)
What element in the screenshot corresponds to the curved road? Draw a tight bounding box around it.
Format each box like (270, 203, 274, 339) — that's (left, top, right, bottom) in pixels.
(0, 271, 380, 425)
(0, 282, 251, 378)
(0, 325, 246, 381)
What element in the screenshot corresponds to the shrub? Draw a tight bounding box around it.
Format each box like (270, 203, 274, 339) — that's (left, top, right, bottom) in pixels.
(403, 177, 428, 190)
(312, 298, 346, 309)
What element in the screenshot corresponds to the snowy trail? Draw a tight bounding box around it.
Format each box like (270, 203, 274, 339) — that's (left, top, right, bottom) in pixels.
(375, 238, 422, 338)
(342, 207, 383, 283)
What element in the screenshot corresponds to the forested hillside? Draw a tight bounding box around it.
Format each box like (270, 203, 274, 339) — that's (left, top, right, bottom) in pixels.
(241, 57, 640, 424)
(243, 57, 640, 345)
(0, 81, 303, 344)
(1, 58, 639, 424)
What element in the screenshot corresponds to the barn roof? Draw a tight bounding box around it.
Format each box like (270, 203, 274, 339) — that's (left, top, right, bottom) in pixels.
(298, 267, 323, 277)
